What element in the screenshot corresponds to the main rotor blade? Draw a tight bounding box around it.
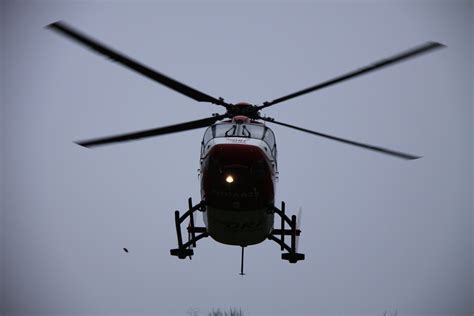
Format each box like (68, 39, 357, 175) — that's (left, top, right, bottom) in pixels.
(47, 21, 227, 106)
(261, 117, 420, 160)
(76, 114, 227, 148)
(259, 42, 445, 109)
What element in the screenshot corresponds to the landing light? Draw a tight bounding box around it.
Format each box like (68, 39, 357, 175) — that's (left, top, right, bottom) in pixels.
(225, 175, 234, 183)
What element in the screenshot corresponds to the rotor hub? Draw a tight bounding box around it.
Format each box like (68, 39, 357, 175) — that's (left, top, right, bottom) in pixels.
(226, 102, 260, 119)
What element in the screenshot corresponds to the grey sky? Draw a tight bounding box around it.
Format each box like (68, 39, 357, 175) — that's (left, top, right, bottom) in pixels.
(1, 1, 473, 315)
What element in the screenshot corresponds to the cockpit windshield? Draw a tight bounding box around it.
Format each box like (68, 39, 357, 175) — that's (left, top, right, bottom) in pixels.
(202, 122, 277, 158)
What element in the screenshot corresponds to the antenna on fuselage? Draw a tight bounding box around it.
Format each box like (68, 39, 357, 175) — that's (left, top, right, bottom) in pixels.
(240, 246, 246, 276)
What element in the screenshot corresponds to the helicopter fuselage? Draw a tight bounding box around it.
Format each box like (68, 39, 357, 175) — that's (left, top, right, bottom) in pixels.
(199, 119, 278, 246)
(46, 21, 444, 268)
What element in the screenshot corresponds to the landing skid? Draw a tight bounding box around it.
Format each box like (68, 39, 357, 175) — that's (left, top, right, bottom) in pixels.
(170, 198, 208, 259)
(267, 201, 305, 263)
(170, 199, 305, 266)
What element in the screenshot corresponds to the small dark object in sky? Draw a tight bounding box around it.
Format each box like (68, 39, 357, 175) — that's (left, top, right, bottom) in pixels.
(123, 248, 128, 253)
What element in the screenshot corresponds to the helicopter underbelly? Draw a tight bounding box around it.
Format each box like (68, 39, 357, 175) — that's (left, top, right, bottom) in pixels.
(204, 206, 274, 246)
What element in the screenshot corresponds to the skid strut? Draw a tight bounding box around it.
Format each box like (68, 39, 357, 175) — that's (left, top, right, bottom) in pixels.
(268, 201, 305, 263)
(170, 197, 208, 259)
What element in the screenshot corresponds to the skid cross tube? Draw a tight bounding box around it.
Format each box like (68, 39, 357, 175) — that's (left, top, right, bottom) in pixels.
(268, 234, 292, 253)
(177, 198, 205, 225)
(269, 202, 294, 227)
(181, 232, 209, 250)
(271, 229, 301, 236)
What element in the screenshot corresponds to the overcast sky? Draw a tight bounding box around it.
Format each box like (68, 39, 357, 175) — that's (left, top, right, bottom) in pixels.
(1, 1, 473, 315)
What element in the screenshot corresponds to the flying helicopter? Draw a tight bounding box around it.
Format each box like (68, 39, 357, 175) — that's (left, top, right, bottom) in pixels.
(47, 21, 445, 274)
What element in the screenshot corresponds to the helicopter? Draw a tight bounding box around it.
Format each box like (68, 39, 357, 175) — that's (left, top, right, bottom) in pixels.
(47, 21, 445, 274)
